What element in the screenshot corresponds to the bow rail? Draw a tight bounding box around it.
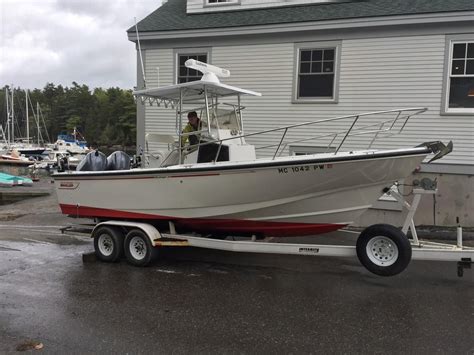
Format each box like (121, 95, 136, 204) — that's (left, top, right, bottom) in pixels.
(198, 107, 427, 159)
(150, 107, 428, 167)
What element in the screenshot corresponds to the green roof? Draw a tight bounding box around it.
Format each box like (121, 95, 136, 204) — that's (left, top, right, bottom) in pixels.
(129, 0, 474, 33)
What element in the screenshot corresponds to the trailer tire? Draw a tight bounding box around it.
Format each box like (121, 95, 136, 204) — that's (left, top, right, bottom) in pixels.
(356, 224, 411, 276)
(124, 229, 157, 267)
(93, 226, 124, 262)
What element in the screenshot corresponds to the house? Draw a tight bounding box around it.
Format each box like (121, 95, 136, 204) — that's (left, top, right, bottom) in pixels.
(128, 0, 474, 227)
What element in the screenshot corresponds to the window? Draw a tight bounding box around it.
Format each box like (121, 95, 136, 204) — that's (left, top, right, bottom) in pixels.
(206, 0, 239, 4)
(294, 42, 341, 103)
(289, 145, 335, 155)
(177, 53, 208, 83)
(443, 38, 474, 114)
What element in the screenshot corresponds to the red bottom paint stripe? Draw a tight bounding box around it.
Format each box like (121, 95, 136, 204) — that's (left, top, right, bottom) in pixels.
(59, 204, 346, 237)
(60, 204, 165, 220)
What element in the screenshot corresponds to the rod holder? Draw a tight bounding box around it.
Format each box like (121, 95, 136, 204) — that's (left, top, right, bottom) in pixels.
(456, 216, 463, 248)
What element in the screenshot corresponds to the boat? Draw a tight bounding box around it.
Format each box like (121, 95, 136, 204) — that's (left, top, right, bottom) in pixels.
(28, 151, 82, 170)
(10, 144, 46, 156)
(0, 149, 34, 166)
(0, 124, 8, 153)
(0, 172, 33, 187)
(11, 89, 47, 157)
(2, 88, 48, 158)
(54, 128, 89, 155)
(36, 128, 89, 169)
(52, 60, 452, 238)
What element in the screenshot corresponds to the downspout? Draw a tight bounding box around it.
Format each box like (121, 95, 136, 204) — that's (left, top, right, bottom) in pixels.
(178, 88, 183, 164)
(134, 18, 147, 165)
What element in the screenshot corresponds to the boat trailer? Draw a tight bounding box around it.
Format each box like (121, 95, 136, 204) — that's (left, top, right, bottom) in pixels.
(63, 187, 473, 277)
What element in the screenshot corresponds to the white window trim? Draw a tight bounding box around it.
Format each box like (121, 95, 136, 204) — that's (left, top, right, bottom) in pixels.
(441, 35, 474, 116)
(173, 48, 212, 84)
(293, 41, 341, 104)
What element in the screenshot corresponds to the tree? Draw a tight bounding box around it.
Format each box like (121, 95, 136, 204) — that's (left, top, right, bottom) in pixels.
(0, 83, 137, 148)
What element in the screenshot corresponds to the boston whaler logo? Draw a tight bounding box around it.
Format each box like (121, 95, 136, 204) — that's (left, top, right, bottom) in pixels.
(59, 181, 79, 189)
(299, 247, 319, 254)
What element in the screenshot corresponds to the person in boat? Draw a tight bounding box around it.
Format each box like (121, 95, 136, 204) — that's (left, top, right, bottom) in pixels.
(181, 111, 202, 147)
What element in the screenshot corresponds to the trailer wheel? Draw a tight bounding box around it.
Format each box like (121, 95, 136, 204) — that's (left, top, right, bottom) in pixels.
(124, 229, 157, 266)
(356, 224, 412, 276)
(93, 226, 124, 262)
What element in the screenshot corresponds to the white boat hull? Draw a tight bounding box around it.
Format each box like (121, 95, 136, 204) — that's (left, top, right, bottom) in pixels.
(54, 148, 429, 237)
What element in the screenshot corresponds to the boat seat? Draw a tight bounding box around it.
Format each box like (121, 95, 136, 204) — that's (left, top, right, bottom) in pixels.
(148, 150, 180, 167)
(146, 133, 175, 144)
(146, 133, 180, 167)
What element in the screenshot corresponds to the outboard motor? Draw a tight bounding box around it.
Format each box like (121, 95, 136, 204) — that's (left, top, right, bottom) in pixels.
(76, 150, 107, 171)
(106, 151, 131, 171)
(56, 156, 67, 172)
(131, 154, 142, 168)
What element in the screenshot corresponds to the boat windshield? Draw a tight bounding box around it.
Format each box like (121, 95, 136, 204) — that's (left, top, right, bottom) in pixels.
(208, 107, 240, 131)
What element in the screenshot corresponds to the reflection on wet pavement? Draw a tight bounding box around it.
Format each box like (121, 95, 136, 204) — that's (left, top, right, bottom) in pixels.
(0, 224, 473, 353)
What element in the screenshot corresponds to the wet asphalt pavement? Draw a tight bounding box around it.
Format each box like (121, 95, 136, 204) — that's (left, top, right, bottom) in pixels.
(0, 186, 473, 353)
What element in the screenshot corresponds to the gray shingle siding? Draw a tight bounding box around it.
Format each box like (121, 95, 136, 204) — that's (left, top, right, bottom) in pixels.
(129, 0, 474, 33)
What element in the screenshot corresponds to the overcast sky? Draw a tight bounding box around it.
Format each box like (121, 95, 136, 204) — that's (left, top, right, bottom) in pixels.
(0, 0, 161, 90)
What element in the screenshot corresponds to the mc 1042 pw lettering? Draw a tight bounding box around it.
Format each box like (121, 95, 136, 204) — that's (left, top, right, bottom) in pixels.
(278, 164, 333, 174)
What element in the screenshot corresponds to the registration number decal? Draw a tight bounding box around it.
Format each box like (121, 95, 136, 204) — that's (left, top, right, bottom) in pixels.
(278, 164, 332, 174)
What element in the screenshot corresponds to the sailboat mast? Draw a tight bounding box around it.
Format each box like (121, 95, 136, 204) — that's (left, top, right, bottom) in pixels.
(37, 102, 40, 145)
(11, 88, 14, 143)
(26, 90, 29, 143)
(5, 88, 10, 144)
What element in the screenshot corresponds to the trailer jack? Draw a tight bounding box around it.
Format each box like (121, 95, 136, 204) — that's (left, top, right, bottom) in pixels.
(457, 258, 472, 278)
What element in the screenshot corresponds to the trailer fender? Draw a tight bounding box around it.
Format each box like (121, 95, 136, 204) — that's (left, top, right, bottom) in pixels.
(92, 221, 162, 246)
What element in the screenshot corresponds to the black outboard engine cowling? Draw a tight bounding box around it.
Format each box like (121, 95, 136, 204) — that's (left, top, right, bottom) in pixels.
(76, 150, 107, 171)
(106, 151, 131, 171)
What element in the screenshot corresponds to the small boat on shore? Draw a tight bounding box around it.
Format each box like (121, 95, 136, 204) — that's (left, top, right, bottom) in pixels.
(0, 172, 33, 187)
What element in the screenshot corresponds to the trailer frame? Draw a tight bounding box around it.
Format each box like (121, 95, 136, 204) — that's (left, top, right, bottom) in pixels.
(63, 187, 473, 277)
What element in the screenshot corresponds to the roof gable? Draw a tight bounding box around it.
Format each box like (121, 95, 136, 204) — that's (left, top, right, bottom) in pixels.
(129, 0, 474, 33)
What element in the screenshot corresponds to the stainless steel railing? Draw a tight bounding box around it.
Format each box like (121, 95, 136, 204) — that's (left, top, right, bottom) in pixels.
(148, 107, 427, 166)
